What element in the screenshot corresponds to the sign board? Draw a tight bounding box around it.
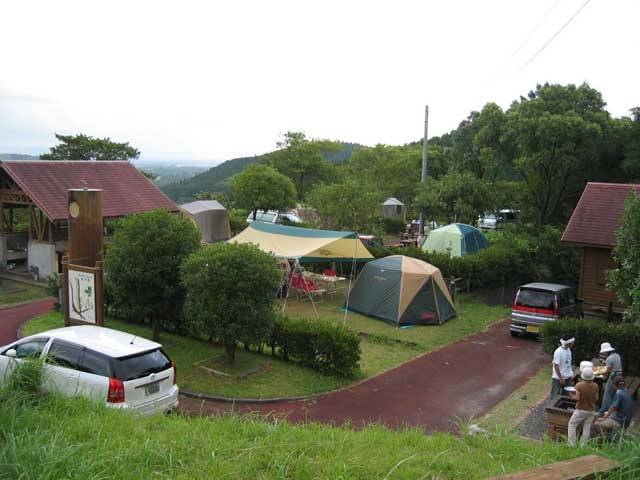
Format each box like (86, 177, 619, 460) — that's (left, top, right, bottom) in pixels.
(68, 267, 96, 323)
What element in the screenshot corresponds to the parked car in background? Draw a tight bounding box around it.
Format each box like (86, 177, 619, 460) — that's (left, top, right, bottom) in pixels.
(246, 210, 302, 225)
(0, 326, 179, 415)
(510, 283, 583, 337)
(477, 209, 517, 229)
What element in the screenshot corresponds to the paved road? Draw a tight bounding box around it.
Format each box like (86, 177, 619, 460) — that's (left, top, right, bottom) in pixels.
(180, 318, 550, 432)
(0, 299, 55, 345)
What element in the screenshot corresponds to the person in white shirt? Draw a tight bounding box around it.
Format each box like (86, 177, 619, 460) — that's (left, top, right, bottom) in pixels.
(551, 337, 575, 398)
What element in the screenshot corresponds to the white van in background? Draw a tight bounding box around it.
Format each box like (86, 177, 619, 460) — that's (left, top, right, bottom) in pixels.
(246, 210, 302, 225)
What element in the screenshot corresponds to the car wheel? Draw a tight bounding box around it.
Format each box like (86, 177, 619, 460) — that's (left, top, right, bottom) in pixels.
(510, 330, 520, 338)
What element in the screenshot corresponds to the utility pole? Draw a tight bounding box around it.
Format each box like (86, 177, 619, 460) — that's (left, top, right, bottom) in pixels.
(418, 105, 429, 236)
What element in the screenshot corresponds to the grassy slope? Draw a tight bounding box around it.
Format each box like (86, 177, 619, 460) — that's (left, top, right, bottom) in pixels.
(0, 394, 606, 480)
(0, 280, 49, 305)
(24, 294, 508, 399)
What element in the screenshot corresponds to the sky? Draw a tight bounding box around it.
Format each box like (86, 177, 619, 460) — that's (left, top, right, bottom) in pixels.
(1, 0, 638, 164)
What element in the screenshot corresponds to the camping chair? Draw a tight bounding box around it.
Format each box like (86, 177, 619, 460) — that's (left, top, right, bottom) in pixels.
(291, 273, 325, 302)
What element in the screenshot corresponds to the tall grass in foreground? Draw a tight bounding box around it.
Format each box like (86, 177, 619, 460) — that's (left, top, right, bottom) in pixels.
(0, 394, 634, 480)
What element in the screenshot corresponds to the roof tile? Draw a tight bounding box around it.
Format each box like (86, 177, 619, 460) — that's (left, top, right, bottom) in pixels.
(562, 182, 640, 247)
(1, 161, 178, 221)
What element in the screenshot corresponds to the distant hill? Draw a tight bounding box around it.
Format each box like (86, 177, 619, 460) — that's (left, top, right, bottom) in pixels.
(0, 153, 40, 160)
(161, 142, 362, 203)
(137, 164, 209, 187)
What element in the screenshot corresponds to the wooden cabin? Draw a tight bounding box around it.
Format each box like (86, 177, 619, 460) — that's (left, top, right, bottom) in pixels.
(0, 160, 178, 280)
(561, 182, 640, 317)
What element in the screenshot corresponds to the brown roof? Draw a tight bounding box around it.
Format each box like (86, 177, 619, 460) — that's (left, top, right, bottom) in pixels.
(1, 160, 178, 221)
(562, 182, 640, 248)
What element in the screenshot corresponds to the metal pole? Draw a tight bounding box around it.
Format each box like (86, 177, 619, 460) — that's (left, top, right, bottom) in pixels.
(419, 105, 429, 236)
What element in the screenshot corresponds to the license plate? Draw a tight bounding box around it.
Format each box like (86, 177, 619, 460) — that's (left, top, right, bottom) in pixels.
(144, 381, 160, 395)
(526, 325, 540, 333)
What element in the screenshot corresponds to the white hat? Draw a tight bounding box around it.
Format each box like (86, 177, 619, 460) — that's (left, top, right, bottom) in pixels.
(580, 360, 593, 372)
(560, 337, 575, 347)
(581, 366, 595, 381)
(600, 342, 615, 354)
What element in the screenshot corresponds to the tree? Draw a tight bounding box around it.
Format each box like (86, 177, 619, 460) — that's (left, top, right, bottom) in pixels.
(346, 144, 421, 208)
(414, 171, 490, 225)
(504, 83, 610, 227)
(306, 179, 380, 232)
(105, 210, 201, 340)
(608, 191, 640, 321)
(41, 133, 140, 161)
(181, 242, 281, 363)
(267, 131, 339, 200)
(229, 163, 297, 219)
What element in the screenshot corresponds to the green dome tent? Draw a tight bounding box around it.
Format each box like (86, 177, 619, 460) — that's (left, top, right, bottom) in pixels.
(421, 223, 488, 257)
(345, 255, 456, 326)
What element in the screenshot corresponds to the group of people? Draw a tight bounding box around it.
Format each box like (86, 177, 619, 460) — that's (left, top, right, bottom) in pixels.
(551, 337, 634, 447)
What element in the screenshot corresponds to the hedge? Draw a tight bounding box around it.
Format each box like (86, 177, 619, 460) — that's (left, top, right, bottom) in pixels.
(369, 226, 579, 291)
(269, 316, 361, 378)
(541, 318, 640, 375)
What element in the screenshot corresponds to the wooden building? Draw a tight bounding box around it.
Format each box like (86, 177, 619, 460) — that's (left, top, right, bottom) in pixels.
(0, 160, 178, 280)
(561, 182, 640, 317)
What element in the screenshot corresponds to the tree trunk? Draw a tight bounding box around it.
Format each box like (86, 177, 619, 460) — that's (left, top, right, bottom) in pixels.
(152, 315, 160, 342)
(224, 342, 236, 363)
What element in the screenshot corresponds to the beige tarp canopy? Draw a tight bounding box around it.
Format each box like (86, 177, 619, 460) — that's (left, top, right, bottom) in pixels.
(228, 222, 373, 262)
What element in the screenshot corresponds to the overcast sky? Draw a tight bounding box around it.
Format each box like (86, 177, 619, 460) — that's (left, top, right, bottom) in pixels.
(1, 0, 638, 164)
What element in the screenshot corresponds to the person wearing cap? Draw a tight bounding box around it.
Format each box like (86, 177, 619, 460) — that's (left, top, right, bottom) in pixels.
(551, 337, 575, 398)
(567, 366, 598, 446)
(595, 375, 634, 435)
(597, 342, 623, 415)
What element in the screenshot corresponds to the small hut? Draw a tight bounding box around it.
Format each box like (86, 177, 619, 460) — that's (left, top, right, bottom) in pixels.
(382, 197, 405, 220)
(180, 200, 231, 243)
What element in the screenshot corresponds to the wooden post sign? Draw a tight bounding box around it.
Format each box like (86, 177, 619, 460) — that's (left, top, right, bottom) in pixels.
(62, 189, 105, 327)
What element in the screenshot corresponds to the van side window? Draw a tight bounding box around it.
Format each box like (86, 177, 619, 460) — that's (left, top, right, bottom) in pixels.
(11, 339, 49, 359)
(47, 341, 83, 370)
(78, 349, 112, 377)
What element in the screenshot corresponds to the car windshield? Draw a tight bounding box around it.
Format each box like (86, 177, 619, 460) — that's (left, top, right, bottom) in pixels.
(484, 214, 497, 220)
(516, 289, 555, 309)
(114, 349, 172, 381)
(256, 212, 277, 222)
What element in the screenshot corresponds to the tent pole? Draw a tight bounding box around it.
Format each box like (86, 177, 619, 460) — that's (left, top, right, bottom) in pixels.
(343, 231, 359, 325)
(296, 258, 319, 319)
(281, 257, 294, 316)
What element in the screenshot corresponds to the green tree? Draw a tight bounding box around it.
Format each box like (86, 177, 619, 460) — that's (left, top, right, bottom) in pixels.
(267, 131, 339, 200)
(41, 133, 140, 161)
(230, 163, 297, 220)
(306, 179, 380, 232)
(414, 171, 490, 225)
(105, 210, 201, 340)
(504, 83, 610, 227)
(182, 242, 281, 363)
(608, 191, 640, 321)
(621, 107, 640, 180)
(346, 144, 421, 208)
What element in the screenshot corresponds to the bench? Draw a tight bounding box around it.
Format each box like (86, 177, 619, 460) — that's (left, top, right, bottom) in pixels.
(486, 455, 620, 480)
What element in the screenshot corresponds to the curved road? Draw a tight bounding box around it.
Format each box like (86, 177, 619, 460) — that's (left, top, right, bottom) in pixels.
(180, 319, 549, 433)
(2, 300, 549, 433)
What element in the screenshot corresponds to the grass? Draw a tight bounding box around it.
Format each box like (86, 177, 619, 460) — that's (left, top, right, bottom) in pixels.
(283, 293, 510, 376)
(23, 293, 508, 399)
(477, 365, 551, 432)
(1, 393, 625, 480)
(0, 279, 49, 305)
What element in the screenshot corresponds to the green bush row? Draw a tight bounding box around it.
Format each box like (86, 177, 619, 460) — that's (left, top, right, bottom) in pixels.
(372, 226, 579, 291)
(269, 316, 361, 378)
(540, 318, 640, 375)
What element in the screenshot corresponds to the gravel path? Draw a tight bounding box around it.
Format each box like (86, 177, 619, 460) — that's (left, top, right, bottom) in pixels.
(517, 399, 549, 440)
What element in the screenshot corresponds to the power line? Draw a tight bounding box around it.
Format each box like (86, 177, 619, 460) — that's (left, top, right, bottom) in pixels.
(510, 0, 563, 60)
(519, 0, 591, 71)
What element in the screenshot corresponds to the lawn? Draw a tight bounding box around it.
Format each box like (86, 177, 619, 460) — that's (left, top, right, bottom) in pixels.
(3, 393, 629, 480)
(23, 292, 509, 399)
(0, 279, 49, 305)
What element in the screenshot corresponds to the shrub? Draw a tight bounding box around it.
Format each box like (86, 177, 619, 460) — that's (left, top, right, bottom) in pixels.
(182, 242, 281, 363)
(269, 316, 361, 378)
(541, 318, 640, 375)
(380, 217, 406, 235)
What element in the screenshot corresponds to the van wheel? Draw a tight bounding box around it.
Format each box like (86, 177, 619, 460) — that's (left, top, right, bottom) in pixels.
(510, 330, 520, 338)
